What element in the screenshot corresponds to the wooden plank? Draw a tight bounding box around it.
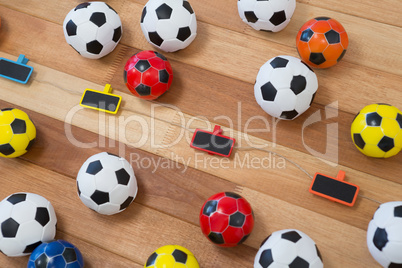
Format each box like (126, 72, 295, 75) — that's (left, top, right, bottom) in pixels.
(0, 1, 399, 267)
(0, 96, 380, 235)
(0, 0, 125, 24)
(152, 115, 394, 231)
(0, 54, 398, 214)
(4, 0, 401, 31)
(109, 48, 402, 183)
(0, 94, 381, 242)
(237, 187, 378, 267)
(120, 0, 402, 79)
(297, 0, 402, 27)
(131, 0, 402, 28)
(0, 5, 124, 85)
(0, 158, 381, 267)
(0, 159, 256, 267)
(123, 8, 402, 78)
(0, 96, 377, 235)
(0, 231, 142, 267)
(0, 5, 401, 116)
(0, 60, 396, 235)
(0, 8, 401, 186)
(0, 98, 239, 227)
(3, 0, 402, 70)
(56, 232, 143, 268)
(1, 3, 402, 84)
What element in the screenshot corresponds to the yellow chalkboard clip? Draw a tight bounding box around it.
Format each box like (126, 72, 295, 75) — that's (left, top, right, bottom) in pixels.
(79, 84, 122, 114)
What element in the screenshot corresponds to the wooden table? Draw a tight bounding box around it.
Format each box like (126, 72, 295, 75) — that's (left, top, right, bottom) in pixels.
(0, 0, 401, 267)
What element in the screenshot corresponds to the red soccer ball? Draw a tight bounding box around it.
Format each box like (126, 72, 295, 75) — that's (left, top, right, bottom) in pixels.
(199, 192, 254, 247)
(124, 50, 173, 100)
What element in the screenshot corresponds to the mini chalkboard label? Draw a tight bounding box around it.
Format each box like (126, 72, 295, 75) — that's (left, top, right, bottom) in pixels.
(0, 54, 33, 84)
(190, 125, 235, 157)
(309, 171, 359, 207)
(80, 84, 122, 114)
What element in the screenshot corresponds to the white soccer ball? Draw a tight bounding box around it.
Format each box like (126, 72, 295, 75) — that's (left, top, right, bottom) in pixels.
(63, 2, 123, 59)
(254, 229, 323, 268)
(0, 193, 57, 257)
(140, 0, 197, 52)
(367, 201, 402, 267)
(238, 0, 296, 32)
(254, 55, 318, 120)
(76, 152, 138, 215)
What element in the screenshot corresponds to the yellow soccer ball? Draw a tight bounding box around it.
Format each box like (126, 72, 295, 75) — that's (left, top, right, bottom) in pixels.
(351, 104, 402, 158)
(0, 108, 36, 158)
(144, 245, 200, 268)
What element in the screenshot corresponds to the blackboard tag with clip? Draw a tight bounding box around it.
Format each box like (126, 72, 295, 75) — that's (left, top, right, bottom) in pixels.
(80, 84, 122, 114)
(190, 125, 235, 157)
(0, 54, 33, 84)
(309, 171, 359, 207)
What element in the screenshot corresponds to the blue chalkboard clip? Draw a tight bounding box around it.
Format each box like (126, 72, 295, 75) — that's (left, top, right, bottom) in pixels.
(0, 54, 34, 84)
(17, 54, 29, 65)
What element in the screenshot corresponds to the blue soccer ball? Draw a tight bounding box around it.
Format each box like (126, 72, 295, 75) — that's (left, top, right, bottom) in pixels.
(27, 240, 84, 268)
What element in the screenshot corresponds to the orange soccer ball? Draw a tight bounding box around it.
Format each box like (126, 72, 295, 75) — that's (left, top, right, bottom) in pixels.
(296, 17, 348, 68)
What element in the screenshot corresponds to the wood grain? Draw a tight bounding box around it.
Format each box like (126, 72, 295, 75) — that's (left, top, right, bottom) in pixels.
(1, 5, 402, 186)
(2, 99, 239, 227)
(1, 5, 402, 114)
(0, 0, 400, 267)
(297, 0, 402, 27)
(0, 231, 143, 268)
(0, 49, 396, 267)
(0, 52, 400, 231)
(0, 158, 256, 267)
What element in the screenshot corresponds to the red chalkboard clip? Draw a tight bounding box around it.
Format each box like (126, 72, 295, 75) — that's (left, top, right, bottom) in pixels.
(190, 125, 235, 157)
(209, 125, 223, 155)
(212, 125, 223, 135)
